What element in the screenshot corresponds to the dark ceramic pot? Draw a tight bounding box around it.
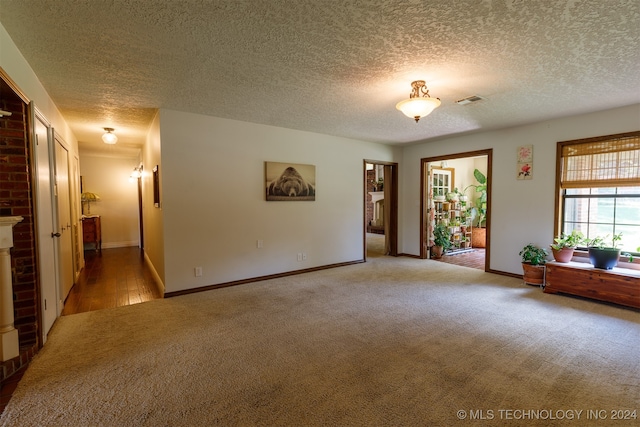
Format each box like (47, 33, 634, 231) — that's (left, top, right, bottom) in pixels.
(588, 247, 621, 270)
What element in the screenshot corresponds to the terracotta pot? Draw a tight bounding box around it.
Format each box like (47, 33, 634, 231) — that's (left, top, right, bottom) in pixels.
(431, 245, 444, 259)
(522, 262, 545, 285)
(551, 247, 574, 263)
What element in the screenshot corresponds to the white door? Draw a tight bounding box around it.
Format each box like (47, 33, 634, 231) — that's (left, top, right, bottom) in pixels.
(33, 109, 59, 340)
(55, 138, 74, 302)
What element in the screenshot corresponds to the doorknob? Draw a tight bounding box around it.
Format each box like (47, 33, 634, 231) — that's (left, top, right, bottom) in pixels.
(51, 232, 61, 238)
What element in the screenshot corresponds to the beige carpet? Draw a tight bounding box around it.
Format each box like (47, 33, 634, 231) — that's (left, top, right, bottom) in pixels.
(2, 253, 639, 426)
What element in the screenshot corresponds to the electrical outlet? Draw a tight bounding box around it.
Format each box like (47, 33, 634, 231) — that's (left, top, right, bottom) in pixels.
(297, 253, 303, 261)
(302, 252, 307, 260)
(194, 267, 203, 277)
(257, 240, 263, 248)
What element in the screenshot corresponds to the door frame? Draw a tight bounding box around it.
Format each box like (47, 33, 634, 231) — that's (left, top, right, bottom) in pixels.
(420, 149, 492, 271)
(363, 160, 398, 259)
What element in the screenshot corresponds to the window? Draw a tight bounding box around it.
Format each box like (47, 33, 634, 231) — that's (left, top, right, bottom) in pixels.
(557, 132, 640, 254)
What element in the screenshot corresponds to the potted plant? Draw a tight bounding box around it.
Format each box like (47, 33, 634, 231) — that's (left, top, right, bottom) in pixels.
(587, 233, 622, 270)
(464, 169, 487, 248)
(550, 230, 585, 263)
(519, 243, 548, 286)
(432, 222, 452, 259)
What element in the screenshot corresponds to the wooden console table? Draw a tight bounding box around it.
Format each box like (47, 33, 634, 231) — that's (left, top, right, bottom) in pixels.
(544, 261, 640, 309)
(82, 216, 101, 252)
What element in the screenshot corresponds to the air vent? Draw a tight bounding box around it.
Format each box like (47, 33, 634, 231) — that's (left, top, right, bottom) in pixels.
(456, 95, 485, 105)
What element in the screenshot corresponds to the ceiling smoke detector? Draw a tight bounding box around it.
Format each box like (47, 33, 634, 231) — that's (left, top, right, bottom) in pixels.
(455, 95, 485, 105)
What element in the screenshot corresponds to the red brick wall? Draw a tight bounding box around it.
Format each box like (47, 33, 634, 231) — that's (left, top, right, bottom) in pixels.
(0, 95, 40, 380)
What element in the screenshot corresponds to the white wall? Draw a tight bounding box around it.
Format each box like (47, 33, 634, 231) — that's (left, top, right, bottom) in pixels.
(401, 103, 640, 275)
(79, 153, 140, 248)
(142, 111, 165, 290)
(159, 109, 397, 293)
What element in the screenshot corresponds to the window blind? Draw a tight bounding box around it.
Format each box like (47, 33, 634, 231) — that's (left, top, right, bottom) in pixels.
(560, 132, 640, 188)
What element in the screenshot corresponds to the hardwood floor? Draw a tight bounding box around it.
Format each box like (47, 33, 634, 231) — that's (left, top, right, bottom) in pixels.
(62, 246, 163, 316)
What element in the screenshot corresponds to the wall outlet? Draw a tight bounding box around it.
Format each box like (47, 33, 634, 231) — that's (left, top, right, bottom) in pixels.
(302, 252, 307, 260)
(194, 266, 203, 277)
(257, 239, 263, 248)
(297, 253, 303, 261)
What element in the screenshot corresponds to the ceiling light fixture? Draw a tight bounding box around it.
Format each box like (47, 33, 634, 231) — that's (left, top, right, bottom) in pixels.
(396, 80, 441, 123)
(102, 127, 118, 144)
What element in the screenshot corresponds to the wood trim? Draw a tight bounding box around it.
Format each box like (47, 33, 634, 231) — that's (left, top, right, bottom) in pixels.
(165, 259, 365, 298)
(420, 149, 493, 270)
(363, 160, 398, 259)
(0, 66, 30, 103)
(557, 131, 640, 146)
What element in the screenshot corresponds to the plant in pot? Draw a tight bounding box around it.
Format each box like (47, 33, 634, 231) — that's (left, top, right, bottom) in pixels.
(464, 169, 487, 248)
(550, 230, 585, 263)
(519, 243, 548, 286)
(587, 233, 622, 270)
(432, 222, 452, 259)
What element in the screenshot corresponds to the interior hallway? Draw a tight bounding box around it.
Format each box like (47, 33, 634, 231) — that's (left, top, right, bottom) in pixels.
(62, 247, 163, 316)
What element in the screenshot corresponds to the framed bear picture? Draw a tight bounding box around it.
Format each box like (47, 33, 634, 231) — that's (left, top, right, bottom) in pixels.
(265, 162, 316, 201)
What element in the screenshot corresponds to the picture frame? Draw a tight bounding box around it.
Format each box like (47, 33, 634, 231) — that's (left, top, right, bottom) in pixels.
(153, 165, 160, 207)
(517, 145, 533, 180)
(265, 162, 316, 201)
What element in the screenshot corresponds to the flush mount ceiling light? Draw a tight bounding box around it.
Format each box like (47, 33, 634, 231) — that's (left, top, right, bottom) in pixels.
(102, 127, 118, 144)
(396, 80, 441, 123)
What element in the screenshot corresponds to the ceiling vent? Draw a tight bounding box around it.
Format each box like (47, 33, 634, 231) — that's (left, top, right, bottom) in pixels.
(456, 95, 485, 105)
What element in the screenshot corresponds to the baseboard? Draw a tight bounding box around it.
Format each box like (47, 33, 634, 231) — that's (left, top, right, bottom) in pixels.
(101, 241, 140, 249)
(165, 259, 365, 298)
(143, 251, 165, 295)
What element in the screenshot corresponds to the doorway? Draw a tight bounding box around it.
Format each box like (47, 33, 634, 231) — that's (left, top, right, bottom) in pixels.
(364, 160, 398, 258)
(33, 108, 59, 340)
(420, 150, 492, 271)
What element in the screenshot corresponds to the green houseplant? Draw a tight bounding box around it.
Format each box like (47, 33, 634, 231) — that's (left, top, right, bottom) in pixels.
(587, 233, 622, 270)
(464, 169, 487, 248)
(519, 243, 548, 286)
(550, 230, 585, 263)
(432, 222, 452, 259)
(464, 169, 487, 227)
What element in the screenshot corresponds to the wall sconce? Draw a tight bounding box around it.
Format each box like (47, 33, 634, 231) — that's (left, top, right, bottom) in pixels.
(129, 165, 143, 182)
(102, 127, 118, 144)
(396, 80, 441, 123)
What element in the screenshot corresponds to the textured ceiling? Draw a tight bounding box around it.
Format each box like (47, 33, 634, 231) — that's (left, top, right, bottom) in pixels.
(1, 0, 639, 155)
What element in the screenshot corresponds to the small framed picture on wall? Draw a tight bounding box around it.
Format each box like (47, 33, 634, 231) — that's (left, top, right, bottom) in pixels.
(517, 145, 533, 180)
